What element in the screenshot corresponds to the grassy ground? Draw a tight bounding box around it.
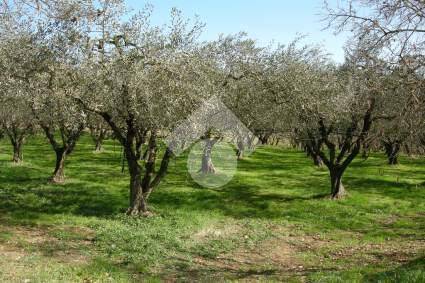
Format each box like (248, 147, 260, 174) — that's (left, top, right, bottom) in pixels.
(0, 134, 424, 282)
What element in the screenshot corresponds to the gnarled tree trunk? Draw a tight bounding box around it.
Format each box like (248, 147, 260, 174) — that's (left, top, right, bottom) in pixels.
(38, 123, 83, 184)
(305, 144, 323, 167)
(200, 138, 217, 174)
(125, 130, 172, 216)
(330, 168, 346, 199)
(236, 137, 245, 160)
(90, 126, 108, 153)
(11, 139, 24, 163)
(94, 139, 103, 152)
(305, 133, 324, 167)
(383, 140, 401, 165)
(7, 131, 26, 164)
(315, 98, 375, 199)
(126, 151, 148, 215)
(51, 148, 67, 183)
(312, 154, 323, 167)
(135, 129, 148, 160)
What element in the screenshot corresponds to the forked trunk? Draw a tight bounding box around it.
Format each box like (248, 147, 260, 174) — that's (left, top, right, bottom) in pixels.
(51, 148, 67, 183)
(200, 139, 216, 174)
(259, 134, 270, 145)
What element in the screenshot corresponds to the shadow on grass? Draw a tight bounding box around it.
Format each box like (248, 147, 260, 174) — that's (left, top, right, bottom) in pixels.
(0, 136, 424, 228)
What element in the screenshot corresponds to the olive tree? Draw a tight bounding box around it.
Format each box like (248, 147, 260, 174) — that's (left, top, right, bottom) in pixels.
(1, 0, 89, 182)
(75, 3, 210, 215)
(300, 56, 390, 198)
(87, 113, 111, 152)
(0, 90, 34, 163)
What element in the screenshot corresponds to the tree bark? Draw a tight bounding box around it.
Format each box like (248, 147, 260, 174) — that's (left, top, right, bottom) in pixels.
(383, 140, 400, 165)
(7, 133, 25, 164)
(126, 151, 148, 215)
(94, 138, 103, 152)
(259, 133, 271, 145)
(236, 138, 244, 160)
(313, 154, 323, 167)
(330, 168, 346, 199)
(51, 148, 67, 183)
(305, 134, 324, 167)
(306, 144, 323, 167)
(247, 135, 256, 150)
(90, 127, 108, 153)
(38, 123, 82, 184)
(135, 129, 148, 160)
(200, 138, 217, 174)
(11, 140, 24, 164)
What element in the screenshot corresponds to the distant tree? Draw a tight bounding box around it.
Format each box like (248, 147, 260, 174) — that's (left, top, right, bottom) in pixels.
(0, 0, 88, 182)
(0, 94, 33, 163)
(87, 113, 110, 153)
(374, 64, 425, 164)
(0, 35, 36, 166)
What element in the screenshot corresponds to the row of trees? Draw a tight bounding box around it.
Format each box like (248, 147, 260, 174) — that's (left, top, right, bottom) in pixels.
(0, 0, 424, 214)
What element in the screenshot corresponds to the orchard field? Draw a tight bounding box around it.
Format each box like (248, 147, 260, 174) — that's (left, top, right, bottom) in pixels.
(0, 135, 424, 282)
(1, 0, 425, 282)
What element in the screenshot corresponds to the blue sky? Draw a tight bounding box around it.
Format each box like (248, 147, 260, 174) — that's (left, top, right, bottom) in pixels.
(125, 0, 348, 63)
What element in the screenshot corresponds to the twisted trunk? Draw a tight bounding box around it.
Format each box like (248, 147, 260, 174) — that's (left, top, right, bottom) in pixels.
(126, 150, 148, 215)
(305, 133, 323, 167)
(125, 131, 173, 215)
(51, 147, 68, 183)
(39, 124, 83, 184)
(236, 138, 245, 160)
(7, 131, 26, 164)
(200, 138, 217, 174)
(259, 133, 271, 145)
(330, 167, 346, 199)
(305, 144, 323, 167)
(11, 139, 24, 164)
(383, 140, 401, 165)
(315, 98, 375, 199)
(312, 154, 323, 167)
(90, 127, 108, 152)
(135, 130, 148, 160)
(94, 138, 103, 152)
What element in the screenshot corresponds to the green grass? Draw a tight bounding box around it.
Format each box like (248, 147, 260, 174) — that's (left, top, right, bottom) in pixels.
(0, 134, 424, 282)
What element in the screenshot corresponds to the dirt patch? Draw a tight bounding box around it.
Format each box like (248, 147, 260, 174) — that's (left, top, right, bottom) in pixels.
(192, 223, 243, 242)
(179, 236, 306, 281)
(0, 224, 94, 264)
(183, 230, 425, 281)
(0, 243, 26, 261)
